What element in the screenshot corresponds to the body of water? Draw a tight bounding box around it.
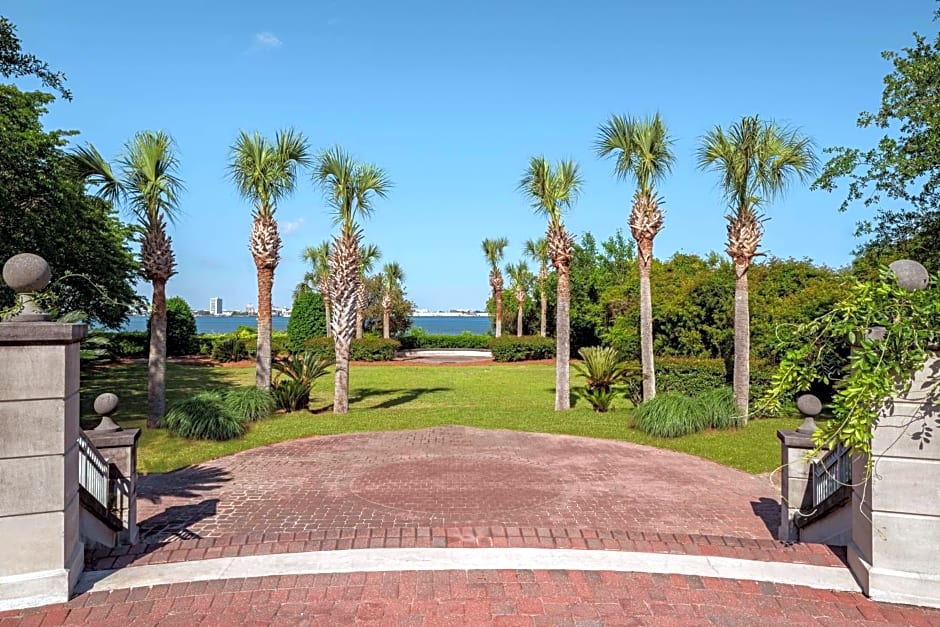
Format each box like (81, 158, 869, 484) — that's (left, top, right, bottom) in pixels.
(119, 315, 492, 336)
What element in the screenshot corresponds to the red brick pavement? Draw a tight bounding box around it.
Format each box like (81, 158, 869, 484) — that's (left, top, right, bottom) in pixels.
(4, 570, 940, 626)
(90, 427, 833, 565)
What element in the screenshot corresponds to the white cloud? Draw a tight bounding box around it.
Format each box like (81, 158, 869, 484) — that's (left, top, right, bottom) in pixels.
(254, 32, 282, 49)
(281, 218, 305, 236)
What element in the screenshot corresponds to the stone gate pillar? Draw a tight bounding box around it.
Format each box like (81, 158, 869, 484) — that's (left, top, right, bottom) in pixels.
(0, 254, 87, 610)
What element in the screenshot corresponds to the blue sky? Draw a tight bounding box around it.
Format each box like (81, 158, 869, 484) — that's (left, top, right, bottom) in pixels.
(6, 1, 938, 311)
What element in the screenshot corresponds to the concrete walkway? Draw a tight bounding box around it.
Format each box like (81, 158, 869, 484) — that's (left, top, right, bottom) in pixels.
(3, 427, 940, 625)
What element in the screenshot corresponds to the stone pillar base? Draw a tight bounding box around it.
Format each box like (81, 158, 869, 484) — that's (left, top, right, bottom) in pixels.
(0, 541, 83, 612)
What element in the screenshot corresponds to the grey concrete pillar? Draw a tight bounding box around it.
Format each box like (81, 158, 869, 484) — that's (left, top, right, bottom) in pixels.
(847, 354, 940, 608)
(776, 429, 815, 542)
(84, 426, 141, 545)
(0, 321, 87, 610)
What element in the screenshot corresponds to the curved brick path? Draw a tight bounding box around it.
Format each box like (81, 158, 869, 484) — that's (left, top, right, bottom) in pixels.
(4, 427, 940, 624)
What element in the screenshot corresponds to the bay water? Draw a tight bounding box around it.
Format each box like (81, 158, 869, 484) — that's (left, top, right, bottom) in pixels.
(119, 315, 492, 336)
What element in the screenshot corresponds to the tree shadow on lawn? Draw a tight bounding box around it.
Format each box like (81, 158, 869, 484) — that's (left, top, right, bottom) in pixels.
(350, 386, 453, 409)
(79, 362, 244, 428)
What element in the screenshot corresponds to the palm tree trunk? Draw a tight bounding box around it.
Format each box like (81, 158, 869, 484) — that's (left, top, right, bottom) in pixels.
(733, 260, 750, 423)
(382, 294, 391, 339)
(539, 283, 547, 338)
(555, 264, 571, 410)
(495, 289, 503, 338)
(324, 296, 332, 338)
(147, 279, 168, 428)
(355, 280, 365, 339)
(330, 231, 359, 414)
(516, 296, 524, 337)
(638, 240, 656, 401)
(256, 266, 273, 390)
(333, 333, 350, 413)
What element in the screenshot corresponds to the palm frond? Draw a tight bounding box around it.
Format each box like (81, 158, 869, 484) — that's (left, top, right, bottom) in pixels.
(120, 130, 184, 228)
(481, 237, 509, 269)
(68, 143, 124, 205)
(595, 113, 675, 195)
(313, 146, 390, 233)
(518, 156, 583, 224)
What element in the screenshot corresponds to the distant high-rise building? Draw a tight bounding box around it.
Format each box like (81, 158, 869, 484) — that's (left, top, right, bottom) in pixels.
(209, 297, 223, 316)
(246, 303, 256, 315)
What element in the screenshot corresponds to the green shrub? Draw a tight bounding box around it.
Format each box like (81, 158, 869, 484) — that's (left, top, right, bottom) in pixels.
(224, 387, 274, 422)
(106, 331, 149, 358)
(287, 292, 327, 352)
(398, 330, 491, 350)
(271, 331, 290, 357)
(489, 336, 555, 362)
(573, 346, 636, 412)
(632, 392, 704, 438)
(272, 352, 330, 411)
(161, 392, 246, 440)
(622, 357, 728, 404)
(302, 337, 399, 362)
(697, 386, 740, 429)
(210, 335, 249, 362)
(148, 296, 198, 356)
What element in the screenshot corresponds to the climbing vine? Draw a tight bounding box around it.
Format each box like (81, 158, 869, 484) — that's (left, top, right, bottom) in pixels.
(759, 265, 940, 460)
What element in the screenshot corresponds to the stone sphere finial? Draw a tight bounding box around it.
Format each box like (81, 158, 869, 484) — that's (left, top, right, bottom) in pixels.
(2, 253, 51, 293)
(93, 393, 122, 432)
(795, 394, 822, 435)
(889, 259, 928, 291)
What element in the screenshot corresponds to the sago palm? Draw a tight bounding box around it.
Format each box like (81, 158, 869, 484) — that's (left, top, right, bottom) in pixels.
(356, 243, 381, 339)
(524, 238, 550, 337)
(313, 146, 391, 414)
(481, 237, 508, 337)
(69, 131, 183, 427)
(381, 261, 405, 339)
(300, 241, 332, 337)
(596, 113, 675, 402)
(697, 115, 817, 420)
(228, 129, 310, 390)
(518, 156, 583, 410)
(505, 260, 533, 337)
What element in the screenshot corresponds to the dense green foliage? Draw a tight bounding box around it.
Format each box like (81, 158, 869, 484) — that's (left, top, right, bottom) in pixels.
(0, 86, 138, 326)
(272, 352, 329, 411)
(304, 336, 400, 362)
(161, 392, 246, 441)
(0, 17, 70, 99)
(698, 387, 740, 430)
(224, 387, 274, 422)
(633, 386, 740, 438)
(398, 329, 492, 350)
(147, 296, 197, 356)
(814, 9, 940, 273)
(287, 291, 327, 351)
(361, 274, 414, 336)
(761, 266, 940, 459)
(486, 289, 537, 336)
(489, 336, 555, 362)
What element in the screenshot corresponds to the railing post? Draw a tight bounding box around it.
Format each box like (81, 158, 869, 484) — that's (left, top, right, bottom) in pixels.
(84, 393, 140, 545)
(0, 254, 86, 610)
(776, 394, 820, 543)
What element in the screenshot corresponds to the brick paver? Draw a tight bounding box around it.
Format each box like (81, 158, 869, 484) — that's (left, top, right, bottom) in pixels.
(86, 426, 840, 571)
(4, 570, 940, 626)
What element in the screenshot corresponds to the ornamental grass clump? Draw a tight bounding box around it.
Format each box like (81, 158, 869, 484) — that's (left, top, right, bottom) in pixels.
(697, 386, 740, 429)
(224, 387, 274, 422)
(631, 392, 703, 437)
(162, 392, 246, 441)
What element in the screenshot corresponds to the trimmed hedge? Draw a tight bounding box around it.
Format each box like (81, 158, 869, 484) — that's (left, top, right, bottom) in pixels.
(398, 331, 491, 350)
(303, 336, 400, 362)
(106, 331, 149, 358)
(622, 356, 776, 406)
(489, 336, 555, 362)
(287, 292, 327, 351)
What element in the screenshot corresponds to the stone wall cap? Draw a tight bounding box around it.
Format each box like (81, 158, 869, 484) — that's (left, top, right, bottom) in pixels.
(0, 321, 88, 343)
(777, 429, 816, 449)
(84, 428, 141, 448)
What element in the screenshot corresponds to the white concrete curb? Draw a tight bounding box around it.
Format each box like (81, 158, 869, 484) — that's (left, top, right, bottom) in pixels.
(76, 547, 861, 595)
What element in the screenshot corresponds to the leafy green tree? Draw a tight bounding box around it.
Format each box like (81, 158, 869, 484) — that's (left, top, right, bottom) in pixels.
(356, 243, 381, 339)
(313, 146, 391, 413)
(697, 116, 817, 421)
(148, 296, 197, 356)
(287, 291, 326, 351)
(481, 237, 508, 337)
(0, 86, 137, 326)
(298, 241, 332, 336)
(361, 273, 413, 336)
(70, 131, 185, 427)
(596, 113, 675, 401)
(519, 156, 583, 410)
(814, 12, 940, 272)
(0, 17, 70, 99)
(227, 129, 311, 390)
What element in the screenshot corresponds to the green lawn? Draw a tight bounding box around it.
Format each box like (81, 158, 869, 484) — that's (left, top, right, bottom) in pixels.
(80, 362, 798, 475)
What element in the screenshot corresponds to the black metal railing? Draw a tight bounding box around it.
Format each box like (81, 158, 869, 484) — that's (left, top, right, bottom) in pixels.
(811, 444, 852, 508)
(77, 431, 110, 511)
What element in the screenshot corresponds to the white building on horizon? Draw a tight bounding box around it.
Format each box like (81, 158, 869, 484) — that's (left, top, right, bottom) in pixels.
(209, 297, 223, 316)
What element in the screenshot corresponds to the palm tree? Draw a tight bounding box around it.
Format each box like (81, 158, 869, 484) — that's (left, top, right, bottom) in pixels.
(596, 113, 675, 402)
(505, 261, 534, 337)
(697, 116, 817, 420)
(228, 129, 310, 391)
(69, 131, 183, 427)
(381, 262, 405, 339)
(300, 241, 332, 337)
(481, 237, 509, 337)
(313, 146, 391, 414)
(519, 156, 583, 410)
(356, 243, 381, 339)
(524, 238, 550, 337)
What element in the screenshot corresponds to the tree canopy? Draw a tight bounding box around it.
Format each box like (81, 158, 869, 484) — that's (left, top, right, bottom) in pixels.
(0, 16, 70, 100)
